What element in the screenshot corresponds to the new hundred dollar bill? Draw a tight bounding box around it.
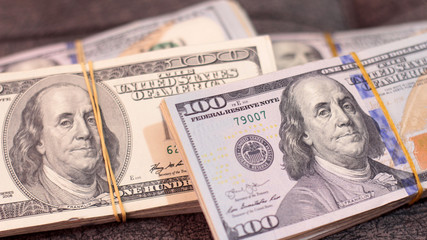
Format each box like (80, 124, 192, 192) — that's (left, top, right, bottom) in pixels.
(0, 36, 276, 237)
(271, 20, 427, 70)
(161, 33, 427, 239)
(0, 0, 255, 72)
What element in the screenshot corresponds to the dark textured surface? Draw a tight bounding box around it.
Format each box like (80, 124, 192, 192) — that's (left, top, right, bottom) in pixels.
(5, 213, 214, 240)
(3, 199, 427, 240)
(1, 0, 427, 239)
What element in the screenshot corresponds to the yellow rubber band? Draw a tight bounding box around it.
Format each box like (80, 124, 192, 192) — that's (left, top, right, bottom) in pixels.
(75, 40, 127, 222)
(75, 40, 86, 64)
(350, 52, 423, 204)
(324, 32, 338, 57)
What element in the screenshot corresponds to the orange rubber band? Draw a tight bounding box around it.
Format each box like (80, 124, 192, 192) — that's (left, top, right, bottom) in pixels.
(324, 32, 339, 57)
(350, 52, 423, 204)
(75, 40, 126, 222)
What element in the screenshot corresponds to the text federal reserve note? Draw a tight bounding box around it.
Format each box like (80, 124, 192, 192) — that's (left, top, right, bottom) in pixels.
(161, 34, 427, 239)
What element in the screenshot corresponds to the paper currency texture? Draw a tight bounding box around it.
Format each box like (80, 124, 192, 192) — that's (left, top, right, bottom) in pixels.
(271, 20, 427, 69)
(0, 0, 255, 73)
(0, 36, 275, 237)
(161, 34, 427, 239)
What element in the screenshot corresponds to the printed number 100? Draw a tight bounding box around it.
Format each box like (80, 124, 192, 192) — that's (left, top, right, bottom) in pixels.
(233, 111, 266, 126)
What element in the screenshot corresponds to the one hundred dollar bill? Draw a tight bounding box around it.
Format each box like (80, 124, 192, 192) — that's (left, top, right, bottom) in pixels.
(272, 20, 427, 70)
(0, 0, 255, 73)
(0, 36, 275, 237)
(161, 33, 427, 239)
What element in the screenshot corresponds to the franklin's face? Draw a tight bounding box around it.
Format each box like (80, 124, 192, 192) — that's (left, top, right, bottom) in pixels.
(294, 77, 369, 168)
(273, 42, 322, 70)
(36, 85, 101, 181)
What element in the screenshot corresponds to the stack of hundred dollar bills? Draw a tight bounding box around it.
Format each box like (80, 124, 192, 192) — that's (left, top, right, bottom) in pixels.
(0, 1, 270, 237)
(161, 32, 427, 239)
(1, 0, 427, 238)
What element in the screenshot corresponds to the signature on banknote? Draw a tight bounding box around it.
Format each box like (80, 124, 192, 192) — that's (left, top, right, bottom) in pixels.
(225, 180, 270, 200)
(149, 160, 184, 175)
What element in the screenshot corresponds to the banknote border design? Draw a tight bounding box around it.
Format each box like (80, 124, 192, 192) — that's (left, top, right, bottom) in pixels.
(0, 175, 193, 220)
(93, 47, 261, 84)
(0, 47, 261, 97)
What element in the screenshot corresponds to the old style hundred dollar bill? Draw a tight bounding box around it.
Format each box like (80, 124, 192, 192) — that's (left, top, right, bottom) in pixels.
(161, 34, 427, 239)
(0, 0, 255, 72)
(0, 36, 276, 237)
(271, 20, 427, 70)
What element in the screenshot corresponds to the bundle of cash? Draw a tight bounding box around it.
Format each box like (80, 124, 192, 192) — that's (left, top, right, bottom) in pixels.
(2, 1, 427, 238)
(0, 36, 276, 237)
(271, 20, 427, 69)
(0, 0, 255, 72)
(161, 33, 427, 239)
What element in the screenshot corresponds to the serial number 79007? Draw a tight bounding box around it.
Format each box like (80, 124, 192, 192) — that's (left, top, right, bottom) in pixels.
(233, 111, 266, 126)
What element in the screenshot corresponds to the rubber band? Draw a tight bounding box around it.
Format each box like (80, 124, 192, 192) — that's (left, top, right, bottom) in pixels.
(75, 40, 127, 222)
(75, 40, 86, 64)
(350, 52, 423, 204)
(324, 32, 338, 57)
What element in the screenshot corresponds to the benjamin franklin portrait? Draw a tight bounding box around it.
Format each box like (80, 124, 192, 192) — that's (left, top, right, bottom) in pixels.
(275, 73, 413, 226)
(272, 41, 323, 70)
(6, 74, 129, 208)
